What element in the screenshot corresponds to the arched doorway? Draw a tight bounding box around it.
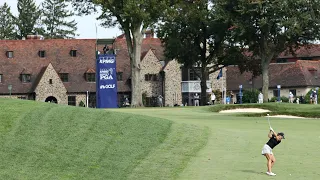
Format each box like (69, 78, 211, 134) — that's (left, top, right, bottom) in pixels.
(45, 96, 58, 103)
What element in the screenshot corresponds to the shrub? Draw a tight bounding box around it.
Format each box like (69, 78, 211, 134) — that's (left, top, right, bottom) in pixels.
(281, 96, 289, 102)
(212, 89, 222, 103)
(270, 96, 289, 103)
(242, 89, 259, 103)
(79, 101, 85, 107)
(142, 91, 147, 106)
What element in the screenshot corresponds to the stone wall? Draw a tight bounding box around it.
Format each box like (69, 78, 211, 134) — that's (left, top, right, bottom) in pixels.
(68, 93, 87, 107)
(140, 50, 163, 97)
(209, 67, 227, 92)
(163, 60, 182, 106)
(34, 63, 68, 104)
(0, 95, 28, 99)
(267, 87, 310, 100)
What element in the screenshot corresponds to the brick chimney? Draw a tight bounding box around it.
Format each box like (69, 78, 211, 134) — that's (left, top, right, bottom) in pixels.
(145, 30, 154, 38)
(26, 35, 44, 40)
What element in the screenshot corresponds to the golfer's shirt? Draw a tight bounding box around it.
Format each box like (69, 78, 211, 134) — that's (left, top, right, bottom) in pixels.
(266, 135, 281, 149)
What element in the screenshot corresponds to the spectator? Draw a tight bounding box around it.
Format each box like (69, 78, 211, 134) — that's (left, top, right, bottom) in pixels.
(211, 93, 216, 105)
(314, 90, 318, 104)
(289, 92, 294, 103)
(158, 95, 163, 107)
(194, 93, 200, 106)
(258, 92, 263, 103)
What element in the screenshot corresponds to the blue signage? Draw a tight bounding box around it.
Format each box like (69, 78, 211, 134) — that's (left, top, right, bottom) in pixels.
(96, 54, 118, 108)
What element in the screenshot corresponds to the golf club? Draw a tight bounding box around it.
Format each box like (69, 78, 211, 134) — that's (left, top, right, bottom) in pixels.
(267, 113, 272, 129)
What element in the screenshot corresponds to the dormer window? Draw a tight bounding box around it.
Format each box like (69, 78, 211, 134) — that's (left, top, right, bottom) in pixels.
(0, 74, 2, 83)
(6, 51, 13, 58)
(117, 72, 123, 81)
(59, 73, 69, 82)
(86, 73, 95, 82)
(38, 50, 46, 58)
(21, 74, 31, 83)
(70, 50, 77, 57)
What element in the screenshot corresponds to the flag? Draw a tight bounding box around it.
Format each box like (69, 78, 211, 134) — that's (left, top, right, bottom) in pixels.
(217, 69, 223, 80)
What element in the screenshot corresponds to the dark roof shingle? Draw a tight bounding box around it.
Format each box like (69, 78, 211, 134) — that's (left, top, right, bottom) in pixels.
(227, 60, 320, 91)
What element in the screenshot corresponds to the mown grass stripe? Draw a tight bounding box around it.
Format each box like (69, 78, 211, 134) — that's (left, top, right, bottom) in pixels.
(0, 98, 173, 180)
(128, 123, 209, 180)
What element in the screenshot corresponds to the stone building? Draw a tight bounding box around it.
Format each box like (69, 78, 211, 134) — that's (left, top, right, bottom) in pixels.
(0, 35, 98, 106)
(110, 32, 182, 107)
(0, 34, 182, 107)
(227, 45, 320, 103)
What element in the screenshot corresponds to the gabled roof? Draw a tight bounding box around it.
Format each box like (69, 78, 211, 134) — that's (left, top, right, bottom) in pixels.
(0, 39, 97, 94)
(227, 60, 320, 91)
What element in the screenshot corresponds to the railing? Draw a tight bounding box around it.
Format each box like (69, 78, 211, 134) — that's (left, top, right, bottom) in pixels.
(181, 81, 212, 93)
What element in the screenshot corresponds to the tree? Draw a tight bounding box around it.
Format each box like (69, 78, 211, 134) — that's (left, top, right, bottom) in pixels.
(157, 0, 243, 105)
(41, 0, 77, 39)
(0, 3, 16, 39)
(219, 0, 320, 102)
(69, 0, 173, 107)
(15, 0, 42, 39)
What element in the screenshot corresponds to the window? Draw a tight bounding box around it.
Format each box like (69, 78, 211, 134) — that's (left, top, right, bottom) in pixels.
(0, 74, 2, 83)
(189, 71, 198, 80)
(38, 50, 46, 58)
(276, 58, 287, 63)
(117, 72, 123, 81)
(289, 89, 296, 96)
(189, 68, 209, 80)
(86, 73, 95, 82)
(59, 73, 69, 82)
(18, 96, 26, 100)
(49, 79, 53, 84)
(68, 96, 76, 106)
(145, 97, 157, 107)
(70, 50, 77, 57)
(273, 90, 279, 97)
(21, 74, 31, 83)
(6, 51, 13, 58)
(144, 74, 157, 81)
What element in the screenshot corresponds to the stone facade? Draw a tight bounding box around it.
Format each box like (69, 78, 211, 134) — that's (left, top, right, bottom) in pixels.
(209, 67, 227, 92)
(140, 50, 163, 97)
(267, 87, 312, 100)
(34, 63, 68, 104)
(68, 93, 87, 107)
(163, 60, 182, 106)
(0, 95, 28, 99)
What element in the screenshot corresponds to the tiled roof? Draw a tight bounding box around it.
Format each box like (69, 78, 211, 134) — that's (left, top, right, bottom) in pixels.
(227, 60, 320, 91)
(0, 39, 97, 94)
(278, 44, 320, 58)
(0, 37, 162, 94)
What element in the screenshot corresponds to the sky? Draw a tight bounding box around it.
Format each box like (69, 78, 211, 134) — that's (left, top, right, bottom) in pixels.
(0, 0, 122, 39)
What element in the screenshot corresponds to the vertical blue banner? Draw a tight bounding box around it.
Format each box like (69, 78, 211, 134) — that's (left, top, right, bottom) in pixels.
(96, 54, 118, 108)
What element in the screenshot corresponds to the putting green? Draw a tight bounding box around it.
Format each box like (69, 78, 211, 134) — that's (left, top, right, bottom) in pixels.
(114, 106, 320, 180)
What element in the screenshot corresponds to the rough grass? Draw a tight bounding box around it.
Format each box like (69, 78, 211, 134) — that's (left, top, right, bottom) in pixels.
(209, 103, 320, 118)
(0, 98, 208, 180)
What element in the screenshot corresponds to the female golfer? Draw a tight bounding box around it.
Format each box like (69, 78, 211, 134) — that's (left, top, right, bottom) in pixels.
(261, 127, 285, 176)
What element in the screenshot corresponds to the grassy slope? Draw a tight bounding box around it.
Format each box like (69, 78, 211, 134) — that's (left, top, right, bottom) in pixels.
(117, 106, 320, 180)
(0, 99, 208, 180)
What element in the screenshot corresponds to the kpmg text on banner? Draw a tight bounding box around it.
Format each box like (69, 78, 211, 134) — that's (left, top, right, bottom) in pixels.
(96, 54, 118, 108)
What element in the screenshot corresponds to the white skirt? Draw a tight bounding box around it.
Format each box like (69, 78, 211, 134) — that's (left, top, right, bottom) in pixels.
(261, 144, 273, 155)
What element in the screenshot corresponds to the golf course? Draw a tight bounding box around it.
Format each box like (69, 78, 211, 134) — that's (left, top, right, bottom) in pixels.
(0, 98, 319, 179)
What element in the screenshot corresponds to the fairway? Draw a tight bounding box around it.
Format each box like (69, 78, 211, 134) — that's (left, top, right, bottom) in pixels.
(113, 106, 320, 180)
